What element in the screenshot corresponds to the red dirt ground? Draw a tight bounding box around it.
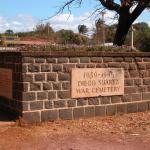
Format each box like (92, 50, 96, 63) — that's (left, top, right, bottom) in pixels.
(0, 111, 150, 150)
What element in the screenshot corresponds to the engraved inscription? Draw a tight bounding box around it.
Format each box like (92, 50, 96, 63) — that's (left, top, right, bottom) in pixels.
(71, 68, 124, 98)
(0, 68, 13, 99)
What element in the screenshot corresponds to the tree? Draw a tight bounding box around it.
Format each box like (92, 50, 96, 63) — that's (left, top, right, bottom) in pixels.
(106, 24, 117, 43)
(59, 0, 150, 46)
(56, 29, 88, 45)
(78, 24, 88, 35)
(93, 18, 106, 44)
(127, 22, 150, 51)
(35, 23, 55, 39)
(5, 29, 14, 35)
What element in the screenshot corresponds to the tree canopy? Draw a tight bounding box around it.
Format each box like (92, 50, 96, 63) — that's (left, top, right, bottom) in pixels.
(59, 0, 150, 46)
(5, 29, 14, 35)
(78, 25, 88, 35)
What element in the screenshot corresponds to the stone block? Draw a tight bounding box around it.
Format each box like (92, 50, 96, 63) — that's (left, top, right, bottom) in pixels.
(69, 57, 80, 63)
(57, 91, 70, 99)
(137, 63, 146, 70)
(95, 106, 106, 117)
(106, 105, 117, 116)
(96, 63, 108, 68)
(22, 64, 28, 73)
(22, 57, 34, 63)
(44, 101, 53, 109)
(52, 64, 62, 72)
(30, 83, 41, 91)
(91, 57, 102, 63)
(77, 99, 88, 106)
(53, 82, 61, 90)
(143, 78, 150, 85)
(63, 64, 75, 73)
(143, 57, 150, 62)
(127, 103, 138, 113)
(30, 101, 43, 110)
(57, 57, 69, 63)
(80, 57, 90, 63)
(62, 82, 70, 90)
(59, 109, 73, 120)
(23, 111, 41, 123)
(135, 57, 142, 62)
(47, 73, 57, 81)
(41, 110, 58, 121)
(129, 64, 137, 70)
(121, 63, 129, 70)
(35, 74, 45, 81)
(41, 64, 51, 72)
(22, 92, 36, 101)
(117, 104, 126, 114)
(113, 57, 124, 62)
(22, 102, 29, 111)
(134, 79, 142, 86)
(28, 65, 40, 72)
(76, 64, 86, 68)
(131, 93, 141, 101)
(138, 86, 147, 93)
(43, 82, 52, 90)
(48, 91, 56, 100)
(88, 98, 99, 105)
(124, 79, 134, 86)
(54, 100, 66, 108)
(111, 96, 121, 103)
(35, 58, 45, 63)
(108, 63, 121, 68)
(85, 107, 95, 118)
(103, 57, 113, 62)
(124, 57, 133, 62)
(147, 86, 150, 92)
(46, 58, 57, 63)
(124, 87, 137, 94)
(139, 70, 149, 78)
(100, 97, 111, 104)
(67, 100, 76, 107)
(146, 63, 150, 69)
(73, 107, 84, 119)
(87, 64, 95, 68)
(138, 102, 148, 112)
(37, 92, 48, 100)
(142, 93, 150, 100)
(22, 74, 33, 82)
(130, 70, 139, 78)
(58, 73, 70, 81)
(124, 71, 130, 78)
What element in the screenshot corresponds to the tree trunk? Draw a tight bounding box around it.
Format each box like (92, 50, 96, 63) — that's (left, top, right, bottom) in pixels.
(113, 13, 132, 46)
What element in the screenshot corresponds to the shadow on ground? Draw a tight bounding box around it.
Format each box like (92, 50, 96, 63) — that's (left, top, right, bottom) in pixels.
(0, 110, 16, 122)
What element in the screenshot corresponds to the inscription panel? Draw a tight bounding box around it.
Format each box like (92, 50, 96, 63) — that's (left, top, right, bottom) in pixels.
(71, 68, 124, 98)
(0, 68, 13, 99)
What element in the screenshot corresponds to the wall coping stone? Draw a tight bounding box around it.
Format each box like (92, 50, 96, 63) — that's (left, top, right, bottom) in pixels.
(1, 51, 150, 57)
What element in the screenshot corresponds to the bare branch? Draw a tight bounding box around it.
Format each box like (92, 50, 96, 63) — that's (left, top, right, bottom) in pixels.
(98, 0, 121, 13)
(130, 1, 148, 21)
(56, 0, 82, 14)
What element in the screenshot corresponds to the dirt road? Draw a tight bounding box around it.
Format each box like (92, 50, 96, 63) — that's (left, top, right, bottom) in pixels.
(0, 111, 150, 150)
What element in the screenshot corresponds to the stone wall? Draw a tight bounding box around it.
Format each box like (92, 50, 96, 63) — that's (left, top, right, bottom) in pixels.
(0, 51, 150, 123)
(0, 52, 22, 116)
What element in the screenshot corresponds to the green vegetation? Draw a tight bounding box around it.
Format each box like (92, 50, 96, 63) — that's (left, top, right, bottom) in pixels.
(20, 44, 134, 52)
(78, 25, 88, 35)
(60, 0, 150, 46)
(56, 29, 88, 45)
(0, 21, 150, 51)
(124, 22, 150, 52)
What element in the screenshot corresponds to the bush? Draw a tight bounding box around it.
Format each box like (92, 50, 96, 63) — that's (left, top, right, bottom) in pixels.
(0, 39, 7, 47)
